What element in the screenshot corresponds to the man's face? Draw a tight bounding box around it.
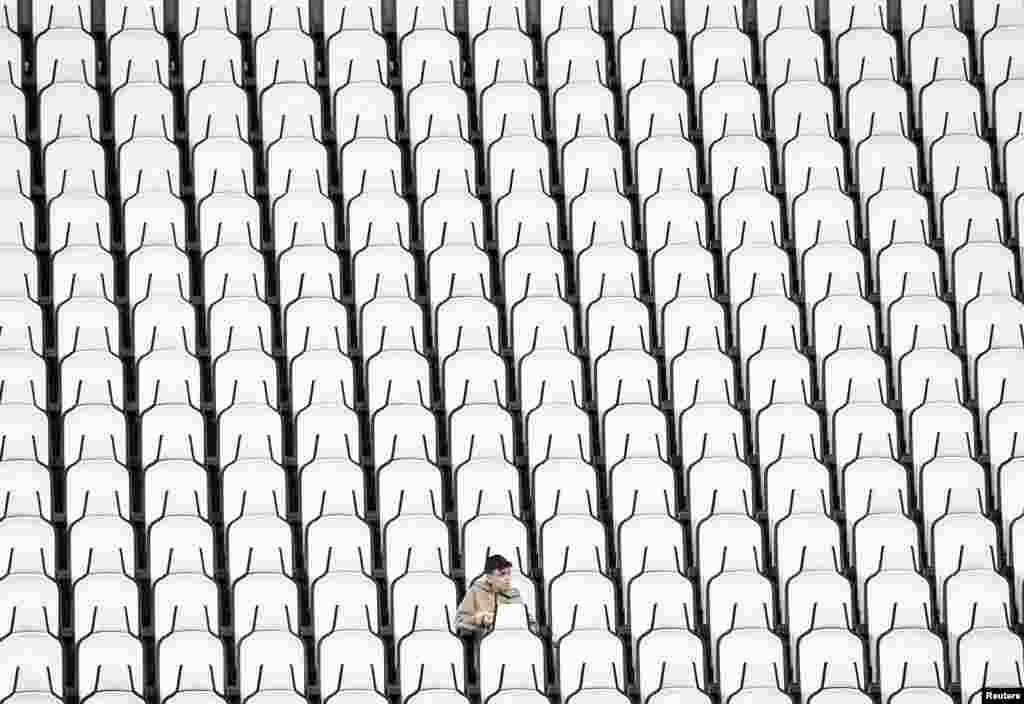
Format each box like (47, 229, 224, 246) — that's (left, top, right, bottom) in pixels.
(492, 567, 513, 590)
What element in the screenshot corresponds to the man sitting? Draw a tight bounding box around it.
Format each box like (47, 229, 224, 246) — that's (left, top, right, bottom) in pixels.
(455, 554, 531, 635)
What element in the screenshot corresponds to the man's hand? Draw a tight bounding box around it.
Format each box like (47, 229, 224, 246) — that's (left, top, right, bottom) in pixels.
(478, 612, 494, 626)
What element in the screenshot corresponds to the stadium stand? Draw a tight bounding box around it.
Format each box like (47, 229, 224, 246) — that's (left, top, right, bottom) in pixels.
(0, 0, 1023, 703)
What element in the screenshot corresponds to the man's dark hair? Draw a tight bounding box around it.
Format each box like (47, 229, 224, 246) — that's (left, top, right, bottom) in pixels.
(484, 554, 513, 574)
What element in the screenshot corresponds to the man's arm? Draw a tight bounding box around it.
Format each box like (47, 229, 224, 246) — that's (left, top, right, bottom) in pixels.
(455, 590, 486, 630)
